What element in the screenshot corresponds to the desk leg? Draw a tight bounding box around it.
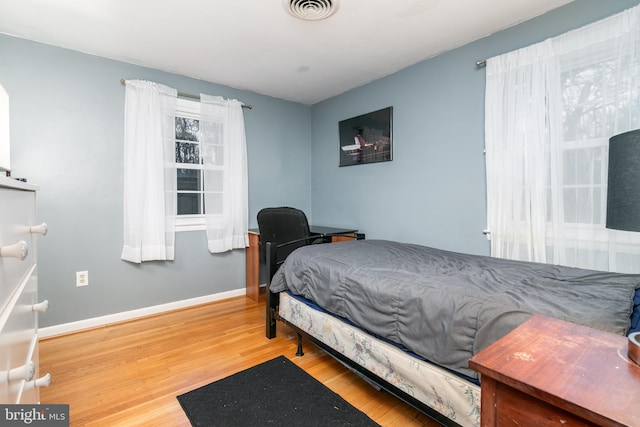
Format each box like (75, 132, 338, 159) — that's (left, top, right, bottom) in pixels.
(246, 232, 260, 303)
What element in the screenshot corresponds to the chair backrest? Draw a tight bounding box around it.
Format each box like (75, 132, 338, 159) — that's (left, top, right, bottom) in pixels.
(257, 207, 312, 264)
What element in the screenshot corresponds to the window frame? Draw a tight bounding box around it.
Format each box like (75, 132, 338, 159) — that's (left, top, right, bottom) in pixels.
(555, 52, 634, 234)
(548, 45, 640, 267)
(175, 98, 206, 232)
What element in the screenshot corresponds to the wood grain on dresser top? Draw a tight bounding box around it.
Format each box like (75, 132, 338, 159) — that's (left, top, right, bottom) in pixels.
(469, 315, 640, 427)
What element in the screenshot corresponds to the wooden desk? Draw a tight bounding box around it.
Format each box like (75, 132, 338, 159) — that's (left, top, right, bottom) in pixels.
(469, 315, 640, 427)
(245, 226, 358, 303)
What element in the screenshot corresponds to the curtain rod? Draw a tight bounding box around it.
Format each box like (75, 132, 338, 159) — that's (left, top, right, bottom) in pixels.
(120, 79, 252, 109)
(476, 60, 486, 69)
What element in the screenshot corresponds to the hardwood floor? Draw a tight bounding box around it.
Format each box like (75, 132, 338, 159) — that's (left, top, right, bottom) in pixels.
(39, 296, 440, 426)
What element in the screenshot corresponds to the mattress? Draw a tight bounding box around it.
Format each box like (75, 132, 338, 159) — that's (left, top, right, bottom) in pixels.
(278, 291, 481, 427)
(271, 240, 640, 379)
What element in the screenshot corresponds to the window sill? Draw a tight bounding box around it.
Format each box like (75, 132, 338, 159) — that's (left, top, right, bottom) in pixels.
(176, 216, 205, 232)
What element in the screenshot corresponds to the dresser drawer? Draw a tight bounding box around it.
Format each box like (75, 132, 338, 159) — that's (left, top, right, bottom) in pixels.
(0, 187, 36, 310)
(0, 178, 46, 405)
(0, 268, 38, 403)
(14, 340, 41, 404)
(4, 337, 39, 405)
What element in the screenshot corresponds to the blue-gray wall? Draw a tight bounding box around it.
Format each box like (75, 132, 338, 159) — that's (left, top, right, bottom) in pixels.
(0, 35, 312, 327)
(310, 0, 640, 255)
(1, 0, 637, 328)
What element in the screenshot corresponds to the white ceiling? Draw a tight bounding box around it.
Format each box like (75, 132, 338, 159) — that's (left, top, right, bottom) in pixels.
(0, 0, 574, 105)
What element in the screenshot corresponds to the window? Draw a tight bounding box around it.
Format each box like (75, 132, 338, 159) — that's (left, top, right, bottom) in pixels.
(485, 5, 640, 273)
(123, 80, 248, 256)
(175, 98, 206, 231)
(557, 55, 634, 228)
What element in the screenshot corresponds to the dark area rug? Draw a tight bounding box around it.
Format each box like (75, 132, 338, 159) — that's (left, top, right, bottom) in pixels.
(177, 355, 380, 426)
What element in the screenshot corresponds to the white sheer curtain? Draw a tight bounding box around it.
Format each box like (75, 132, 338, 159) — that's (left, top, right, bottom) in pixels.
(122, 80, 177, 263)
(200, 94, 249, 253)
(485, 5, 640, 273)
(485, 41, 554, 263)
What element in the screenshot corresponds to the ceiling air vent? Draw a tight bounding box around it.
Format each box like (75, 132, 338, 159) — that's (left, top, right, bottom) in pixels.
(284, 0, 340, 21)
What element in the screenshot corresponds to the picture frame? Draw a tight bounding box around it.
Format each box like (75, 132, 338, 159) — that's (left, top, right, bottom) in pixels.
(339, 106, 392, 167)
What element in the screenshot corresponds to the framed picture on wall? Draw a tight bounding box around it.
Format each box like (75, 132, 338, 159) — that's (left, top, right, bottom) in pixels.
(339, 106, 393, 167)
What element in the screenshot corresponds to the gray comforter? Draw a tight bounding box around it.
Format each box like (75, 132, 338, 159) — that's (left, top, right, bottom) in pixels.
(270, 240, 640, 379)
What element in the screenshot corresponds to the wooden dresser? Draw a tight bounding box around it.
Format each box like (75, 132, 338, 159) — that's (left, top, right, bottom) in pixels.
(469, 315, 640, 427)
(0, 176, 50, 403)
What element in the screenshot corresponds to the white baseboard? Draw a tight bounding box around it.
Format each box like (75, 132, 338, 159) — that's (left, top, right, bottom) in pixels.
(39, 288, 246, 339)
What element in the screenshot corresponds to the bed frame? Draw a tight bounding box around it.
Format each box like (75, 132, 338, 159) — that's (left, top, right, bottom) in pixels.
(264, 236, 470, 427)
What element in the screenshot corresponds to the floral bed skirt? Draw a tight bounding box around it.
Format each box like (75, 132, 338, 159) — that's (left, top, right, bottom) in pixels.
(279, 292, 481, 427)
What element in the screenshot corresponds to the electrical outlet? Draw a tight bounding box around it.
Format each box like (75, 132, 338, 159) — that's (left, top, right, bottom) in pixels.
(76, 271, 88, 287)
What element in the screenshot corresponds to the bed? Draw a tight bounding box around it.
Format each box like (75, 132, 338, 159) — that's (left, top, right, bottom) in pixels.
(265, 238, 640, 427)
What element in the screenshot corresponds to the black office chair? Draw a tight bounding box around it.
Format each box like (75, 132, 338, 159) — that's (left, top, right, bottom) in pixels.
(259, 206, 318, 343)
(257, 207, 314, 268)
